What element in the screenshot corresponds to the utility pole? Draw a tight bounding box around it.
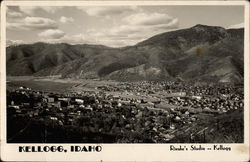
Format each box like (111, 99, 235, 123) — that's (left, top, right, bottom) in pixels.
(44, 123, 47, 143)
(203, 129, 206, 143)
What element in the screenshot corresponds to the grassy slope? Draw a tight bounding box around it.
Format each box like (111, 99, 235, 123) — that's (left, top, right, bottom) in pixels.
(169, 109, 244, 143)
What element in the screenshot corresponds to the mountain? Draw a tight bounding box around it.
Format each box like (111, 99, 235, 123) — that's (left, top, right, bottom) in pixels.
(6, 24, 244, 83)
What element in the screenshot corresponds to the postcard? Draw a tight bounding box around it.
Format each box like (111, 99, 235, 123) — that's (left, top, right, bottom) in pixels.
(0, 0, 249, 161)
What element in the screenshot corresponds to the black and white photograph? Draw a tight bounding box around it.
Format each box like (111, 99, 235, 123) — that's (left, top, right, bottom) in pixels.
(1, 0, 249, 161)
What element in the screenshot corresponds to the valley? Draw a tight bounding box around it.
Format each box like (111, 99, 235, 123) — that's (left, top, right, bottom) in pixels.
(7, 76, 244, 143)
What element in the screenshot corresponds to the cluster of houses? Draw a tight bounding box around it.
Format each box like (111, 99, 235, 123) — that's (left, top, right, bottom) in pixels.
(98, 81, 244, 113)
(7, 81, 243, 143)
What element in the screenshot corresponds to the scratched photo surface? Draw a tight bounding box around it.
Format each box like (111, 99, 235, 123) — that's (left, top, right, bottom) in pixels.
(6, 5, 244, 143)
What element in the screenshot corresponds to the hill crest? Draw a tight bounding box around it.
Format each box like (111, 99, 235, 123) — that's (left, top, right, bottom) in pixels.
(6, 24, 244, 83)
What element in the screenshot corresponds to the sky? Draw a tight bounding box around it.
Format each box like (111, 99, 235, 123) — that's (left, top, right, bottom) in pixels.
(6, 5, 244, 47)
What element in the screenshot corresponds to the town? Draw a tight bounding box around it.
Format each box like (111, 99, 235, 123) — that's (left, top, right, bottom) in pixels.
(7, 80, 244, 143)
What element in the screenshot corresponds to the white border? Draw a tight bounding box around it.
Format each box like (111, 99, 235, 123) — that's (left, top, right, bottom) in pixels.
(1, 1, 249, 161)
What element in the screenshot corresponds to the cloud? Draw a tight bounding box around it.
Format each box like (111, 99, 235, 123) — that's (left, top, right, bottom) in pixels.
(60, 16, 74, 23)
(117, 12, 178, 37)
(7, 8, 179, 47)
(104, 12, 179, 45)
(111, 25, 142, 35)
(77, 6, 137, 17)
(19, 6, 38, 15)
(96, 38, 139, 47)
(123, 12, 178, 26)
(7, 22, 25, 30)
(41, 6, 63, 13)
(85, 28, 147, 47)
(7, 7, 23, 18)
(68, 34, 97, 44)
(227, 22, 244, 29)
(38, 29, 65, 39)
(40, 33, 95, 45)
(92, 12, 179, 47)
(19, 6, 62, 15)
(6, 39, 25, 46)
(46, 27, 146, 46)
(79, 11, 179, 47)
(7, 16, 58, 30)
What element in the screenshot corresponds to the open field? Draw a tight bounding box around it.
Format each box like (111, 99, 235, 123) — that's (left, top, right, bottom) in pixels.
(7, 76, 117, 93)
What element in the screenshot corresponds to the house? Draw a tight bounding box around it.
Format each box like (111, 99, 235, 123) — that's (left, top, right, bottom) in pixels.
(42, 98, 48, 103)
(56, 112, 65, 119)
(48, 97, 55, 103)
(84, 105, 93, 111)
(68, 105, 75, 109)
(192, 96, 202, 100)
(22, 103, 30, 107)
(117, 103, 122, 107)
(77, 111, 81, 116)
(35, 102, 42, 107)
(140, 102, 154, 108)
(170, 124, 175, 130)
(152, 100, 161, 104)
(170, 92, 187, 97)
(10, 105, 20, 109)
(68, 118, 74, 125)
(58, 120, 64, 126)
(79, 104, 85, 108)
(75, 98, 84, 104)
(34, 110, 39, 116)
(50, 116, 58, 120)
(113, 95, 120, 100)
(58, 97, 70, 102)
(54, 101, 61, 108)
(121, 100, 131, 105)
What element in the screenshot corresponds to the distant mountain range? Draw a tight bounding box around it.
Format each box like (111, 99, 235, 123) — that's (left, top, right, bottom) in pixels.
(6, 24, 244, 83)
